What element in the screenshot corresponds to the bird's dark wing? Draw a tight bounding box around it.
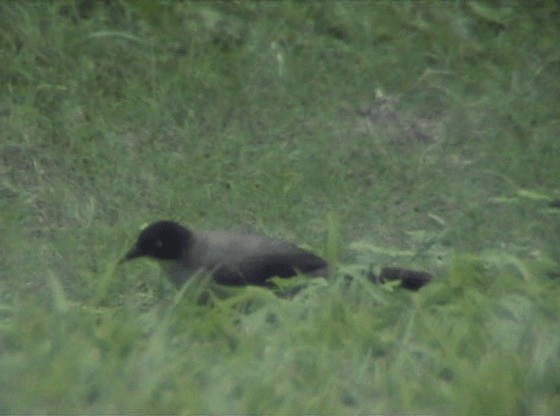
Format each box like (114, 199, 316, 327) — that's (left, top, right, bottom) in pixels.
(212, 250, 328, 286)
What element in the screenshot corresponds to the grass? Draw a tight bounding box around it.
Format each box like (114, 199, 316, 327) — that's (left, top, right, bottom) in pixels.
(1, 1, 559, 413)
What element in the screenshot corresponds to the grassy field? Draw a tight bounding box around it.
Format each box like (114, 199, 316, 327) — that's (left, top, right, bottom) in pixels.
(1, 1, 559, 413)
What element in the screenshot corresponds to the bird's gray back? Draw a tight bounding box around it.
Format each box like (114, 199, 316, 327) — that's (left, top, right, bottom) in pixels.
(191, 230, 300, 268)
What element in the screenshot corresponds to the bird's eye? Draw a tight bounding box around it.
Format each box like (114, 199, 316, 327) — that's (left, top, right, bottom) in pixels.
(154, 239, 163, 249)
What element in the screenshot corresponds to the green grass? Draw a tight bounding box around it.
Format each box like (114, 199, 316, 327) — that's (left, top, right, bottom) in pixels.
(1, 1, 559, 413)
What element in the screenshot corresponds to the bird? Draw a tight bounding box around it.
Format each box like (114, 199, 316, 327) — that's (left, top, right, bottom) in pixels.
(120, 220, 329, 288)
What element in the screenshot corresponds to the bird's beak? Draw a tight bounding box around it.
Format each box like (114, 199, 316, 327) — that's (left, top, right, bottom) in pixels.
(119, 245, 144, 264)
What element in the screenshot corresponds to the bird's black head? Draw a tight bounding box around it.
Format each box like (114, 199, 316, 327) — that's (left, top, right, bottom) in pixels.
(121, 221, 192, 262)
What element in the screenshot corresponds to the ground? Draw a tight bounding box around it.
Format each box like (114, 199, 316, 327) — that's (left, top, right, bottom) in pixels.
(0, 2, 559, 413)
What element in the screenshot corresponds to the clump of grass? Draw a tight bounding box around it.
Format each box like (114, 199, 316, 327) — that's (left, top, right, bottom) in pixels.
(2, 252, 559, 414)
